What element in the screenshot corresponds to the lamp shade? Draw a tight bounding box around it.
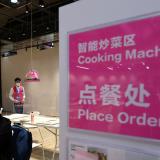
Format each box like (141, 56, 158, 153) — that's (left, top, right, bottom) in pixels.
(25, 69, 40, 82)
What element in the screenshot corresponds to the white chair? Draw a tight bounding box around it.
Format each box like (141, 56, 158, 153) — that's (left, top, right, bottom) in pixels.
(32, 142, 45, 160)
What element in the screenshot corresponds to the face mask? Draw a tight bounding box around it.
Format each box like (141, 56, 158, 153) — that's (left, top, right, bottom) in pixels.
(16, 83, 20, 87)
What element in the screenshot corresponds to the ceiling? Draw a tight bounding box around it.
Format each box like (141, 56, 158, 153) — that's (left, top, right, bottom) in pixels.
(0, 0, 78, 50)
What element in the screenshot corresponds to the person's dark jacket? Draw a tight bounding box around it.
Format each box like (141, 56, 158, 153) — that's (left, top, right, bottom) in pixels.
(12, 125, 32, 160)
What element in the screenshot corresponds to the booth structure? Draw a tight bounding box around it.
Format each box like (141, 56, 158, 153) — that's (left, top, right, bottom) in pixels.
(59, 0, 160, 160)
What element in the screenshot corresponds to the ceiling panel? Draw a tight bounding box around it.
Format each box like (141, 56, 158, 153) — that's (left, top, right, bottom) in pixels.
(0, 0, 79, 52)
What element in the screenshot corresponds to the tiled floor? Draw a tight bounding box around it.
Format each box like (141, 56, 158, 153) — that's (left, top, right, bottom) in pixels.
(29, 127, 59, 160)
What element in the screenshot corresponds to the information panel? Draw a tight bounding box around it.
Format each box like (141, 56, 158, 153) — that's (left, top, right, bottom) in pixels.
(68, 139, 160, 160)
(69, 15, 160, 140)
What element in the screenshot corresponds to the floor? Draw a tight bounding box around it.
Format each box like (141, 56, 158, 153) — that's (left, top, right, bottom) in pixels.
(28, 127, 59, 160)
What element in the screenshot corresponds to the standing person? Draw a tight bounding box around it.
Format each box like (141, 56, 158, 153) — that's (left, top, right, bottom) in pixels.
(9, 77, 25, 114)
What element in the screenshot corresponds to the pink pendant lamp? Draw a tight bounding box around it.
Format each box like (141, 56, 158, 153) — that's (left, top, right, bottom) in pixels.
(25, 1, 40, 82)
(25, 69, 40, 82)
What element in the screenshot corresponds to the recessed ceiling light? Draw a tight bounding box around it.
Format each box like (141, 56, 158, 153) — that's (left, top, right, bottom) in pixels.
(25, 5, 29, 14)
(39, 0, 45, 7)
(11, 0, 18, 3)
(40, 4, 44, 8)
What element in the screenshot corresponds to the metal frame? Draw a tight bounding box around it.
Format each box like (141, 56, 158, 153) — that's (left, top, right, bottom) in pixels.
(0, 0, 78, 43)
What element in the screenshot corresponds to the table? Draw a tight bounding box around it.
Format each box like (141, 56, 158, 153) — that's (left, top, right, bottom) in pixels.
(4, 113, 59, 159)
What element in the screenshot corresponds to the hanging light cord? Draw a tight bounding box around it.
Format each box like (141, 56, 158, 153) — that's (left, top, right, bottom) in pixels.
(30, 0, 33, 69)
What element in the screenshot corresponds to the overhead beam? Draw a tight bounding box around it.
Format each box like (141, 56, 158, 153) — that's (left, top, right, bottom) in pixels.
(7, 0, 74, 24)
(0, 2, 11, 8)
(31, 2, 50, 15)
(0, 12, 27, 23)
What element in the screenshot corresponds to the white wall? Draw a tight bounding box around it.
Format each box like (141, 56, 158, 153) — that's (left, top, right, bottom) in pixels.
(59, 0, 160, 159)
(1, 43, 59, 116)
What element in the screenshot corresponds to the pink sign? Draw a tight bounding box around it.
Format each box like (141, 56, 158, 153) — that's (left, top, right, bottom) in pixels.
(69, 15, 160, 140)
